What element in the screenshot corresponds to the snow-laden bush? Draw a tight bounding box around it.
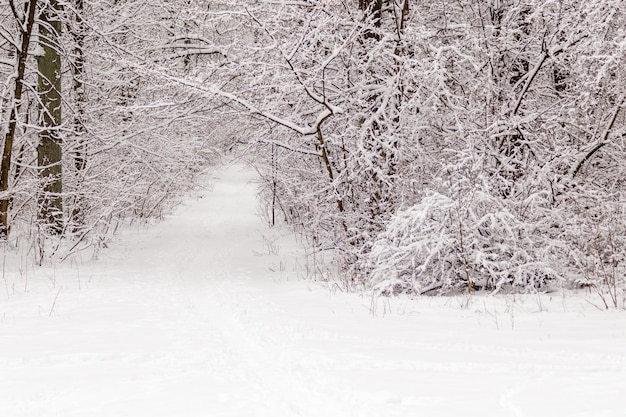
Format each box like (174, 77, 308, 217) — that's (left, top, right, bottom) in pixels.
(364, 193, 457, 295)
(364, 190, 566, 296)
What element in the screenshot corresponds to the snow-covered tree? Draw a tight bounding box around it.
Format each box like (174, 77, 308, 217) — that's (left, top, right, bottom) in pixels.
(0, 0, 220, 258)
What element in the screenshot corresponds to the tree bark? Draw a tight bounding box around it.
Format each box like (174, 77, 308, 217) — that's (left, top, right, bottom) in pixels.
(0, 0, 38, 237)
(69, 0, 87, 229)
(37, 0, 64, 233)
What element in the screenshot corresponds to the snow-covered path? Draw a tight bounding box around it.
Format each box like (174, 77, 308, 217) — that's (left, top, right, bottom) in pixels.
(1, 164, 626, 417)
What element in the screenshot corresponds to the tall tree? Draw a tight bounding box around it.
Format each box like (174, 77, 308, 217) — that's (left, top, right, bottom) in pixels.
(0, 0, 37, 237)
(67, 0, 87, 230)
(37, 0, 63, 233)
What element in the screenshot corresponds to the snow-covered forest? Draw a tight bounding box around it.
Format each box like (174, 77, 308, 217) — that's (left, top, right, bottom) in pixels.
(2, 0, 626, 302)
(2, 2, 626, 413)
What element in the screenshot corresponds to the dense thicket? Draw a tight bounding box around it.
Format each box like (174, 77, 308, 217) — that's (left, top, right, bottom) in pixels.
(1, 0, 624, 305)
(218, 0, 626, 305)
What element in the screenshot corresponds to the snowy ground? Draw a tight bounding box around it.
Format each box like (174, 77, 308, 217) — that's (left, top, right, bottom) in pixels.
(1, 163, 625, 417)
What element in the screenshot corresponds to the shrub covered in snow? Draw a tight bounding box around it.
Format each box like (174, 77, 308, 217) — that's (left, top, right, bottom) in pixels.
(364, 188, 567, 296)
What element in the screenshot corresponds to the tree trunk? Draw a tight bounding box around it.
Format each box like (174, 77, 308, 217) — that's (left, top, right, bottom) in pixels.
(69, 0, 87, 230)
(0, 0, 38, 237)
(37, 0, 64, 234)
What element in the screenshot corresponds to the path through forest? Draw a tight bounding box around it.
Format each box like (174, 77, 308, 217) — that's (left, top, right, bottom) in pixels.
(1, 164, 625, 417)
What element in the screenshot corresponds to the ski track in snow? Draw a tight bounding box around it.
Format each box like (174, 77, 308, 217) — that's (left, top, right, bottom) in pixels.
(1, 163, 626, 417)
